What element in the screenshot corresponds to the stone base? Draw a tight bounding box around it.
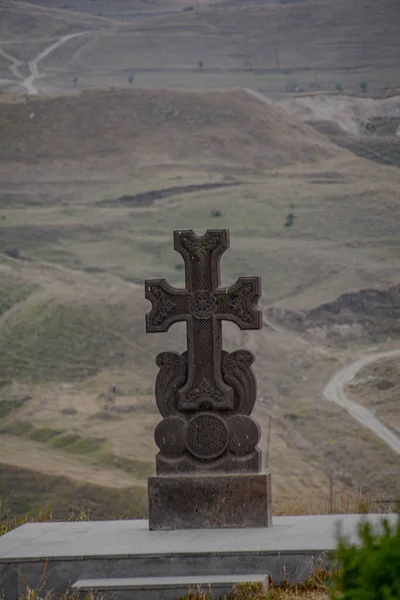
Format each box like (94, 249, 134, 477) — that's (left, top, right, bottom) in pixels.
(148, 472, 272, 530)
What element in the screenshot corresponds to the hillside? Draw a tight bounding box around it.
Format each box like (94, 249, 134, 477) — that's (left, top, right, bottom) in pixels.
(0, 88, 343, 171)
(1, 85, 400, 512)
(0, 0, 111, 39)
(269, 284, 400, 341)
(1, 0, 399, 95)
(115, 0, 399, 71)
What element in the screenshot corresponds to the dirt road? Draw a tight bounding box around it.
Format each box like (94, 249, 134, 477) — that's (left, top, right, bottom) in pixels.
(0, 32, 89, 94)
(323, 349, 400, 455)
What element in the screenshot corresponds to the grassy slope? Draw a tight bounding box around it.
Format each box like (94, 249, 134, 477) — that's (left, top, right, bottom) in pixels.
(1, 0, 399, 95)
(1, 89, 400, 505)
(0, 88, 341, 169)
(42, 0, 400, 95)
(0, 463, 147, 518)
(0, 0, 112, 39)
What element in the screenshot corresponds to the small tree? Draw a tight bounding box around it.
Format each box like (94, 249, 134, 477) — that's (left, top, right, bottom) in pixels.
(73, 75, 78, 88)
(336, 82, 344, 92)
(360, 80, 368, 93)
(127, 74, 134, 84)
(284, 213, 295, 228)
(197, 60, 203, 70)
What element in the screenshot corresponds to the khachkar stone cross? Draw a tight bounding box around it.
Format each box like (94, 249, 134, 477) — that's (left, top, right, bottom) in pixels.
(145, 229, 272, 530)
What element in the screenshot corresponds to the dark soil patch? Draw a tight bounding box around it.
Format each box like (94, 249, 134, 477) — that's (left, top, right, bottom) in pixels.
(98, 181, 241, 207)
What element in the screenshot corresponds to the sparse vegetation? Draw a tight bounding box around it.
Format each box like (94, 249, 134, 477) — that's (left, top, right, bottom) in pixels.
(0, 464, 147, 519)
(4, 247, 20, 259)
(0, 276, 36, 317)
(284, 213, 295, 228)
(360, 80, 368, 93)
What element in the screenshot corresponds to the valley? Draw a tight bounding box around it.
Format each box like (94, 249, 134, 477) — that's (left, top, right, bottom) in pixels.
(0, 0, 399, 518)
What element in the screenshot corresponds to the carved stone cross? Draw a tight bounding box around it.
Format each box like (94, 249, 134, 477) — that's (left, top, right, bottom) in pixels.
(145, 229, 261, 413)
(145, 229, 272, 530)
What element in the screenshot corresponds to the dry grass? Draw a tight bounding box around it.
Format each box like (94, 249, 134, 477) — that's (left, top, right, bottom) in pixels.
(0, 88, 342, 170)
(0, 0, 112, 40)
(1, 0, 399, 95)
(0, 463, 147, 522)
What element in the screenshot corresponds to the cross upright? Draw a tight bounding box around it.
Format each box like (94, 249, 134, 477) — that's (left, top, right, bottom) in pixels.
(145, 229, 262, 412)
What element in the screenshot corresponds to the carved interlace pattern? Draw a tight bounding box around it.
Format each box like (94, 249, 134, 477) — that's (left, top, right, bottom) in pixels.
(188, 290, 217, 320)
(151, 288, 177, 325)
(181, 235, 220, 259)
(228, 284, 254, 323)
(186, 376, 223, 404)
(186, 413, 228, 459)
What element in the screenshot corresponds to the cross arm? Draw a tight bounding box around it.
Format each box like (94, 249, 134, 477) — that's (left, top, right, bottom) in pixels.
(215, 277, 262, 330)
(145, 279, 189, 333)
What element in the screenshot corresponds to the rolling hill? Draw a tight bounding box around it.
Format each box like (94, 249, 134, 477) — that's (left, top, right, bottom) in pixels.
(0, 88, 344, 170)
(1, 85, 400, 513)
(1, 0, 399, 95)
(1, 0, 400, 515)
(0, 0, 111, 39)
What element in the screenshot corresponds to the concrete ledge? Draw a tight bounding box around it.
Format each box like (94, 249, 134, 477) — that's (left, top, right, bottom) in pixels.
(148, 472, 272, 530)
(72, 574, 268, 599)
(1, 515, 397, 599)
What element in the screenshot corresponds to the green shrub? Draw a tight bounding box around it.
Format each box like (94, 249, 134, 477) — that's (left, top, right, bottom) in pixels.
(331, 515, 400, 599)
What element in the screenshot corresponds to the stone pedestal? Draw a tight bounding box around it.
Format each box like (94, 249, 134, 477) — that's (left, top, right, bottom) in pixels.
(148, 473, 272, 530)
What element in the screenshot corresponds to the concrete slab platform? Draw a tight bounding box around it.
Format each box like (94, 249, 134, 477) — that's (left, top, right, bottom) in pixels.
(0, 515, 396, 599)
(72, 573, 268, 600)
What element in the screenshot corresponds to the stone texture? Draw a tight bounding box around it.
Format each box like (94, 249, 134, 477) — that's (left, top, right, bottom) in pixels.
(145, 230, 264, 478)
(148, 473, 272, 530)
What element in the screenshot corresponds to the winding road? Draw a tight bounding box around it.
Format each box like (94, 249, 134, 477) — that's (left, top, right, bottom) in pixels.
(0, 32, 89, 95)
(323, 349, 400, 455)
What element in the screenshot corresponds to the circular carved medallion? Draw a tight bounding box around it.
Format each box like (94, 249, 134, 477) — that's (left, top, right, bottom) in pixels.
(185, 413, 228, 460)
(155, 416, 187, 457)
(188, 290, 217, 320)
(227, 415, 260, 456)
